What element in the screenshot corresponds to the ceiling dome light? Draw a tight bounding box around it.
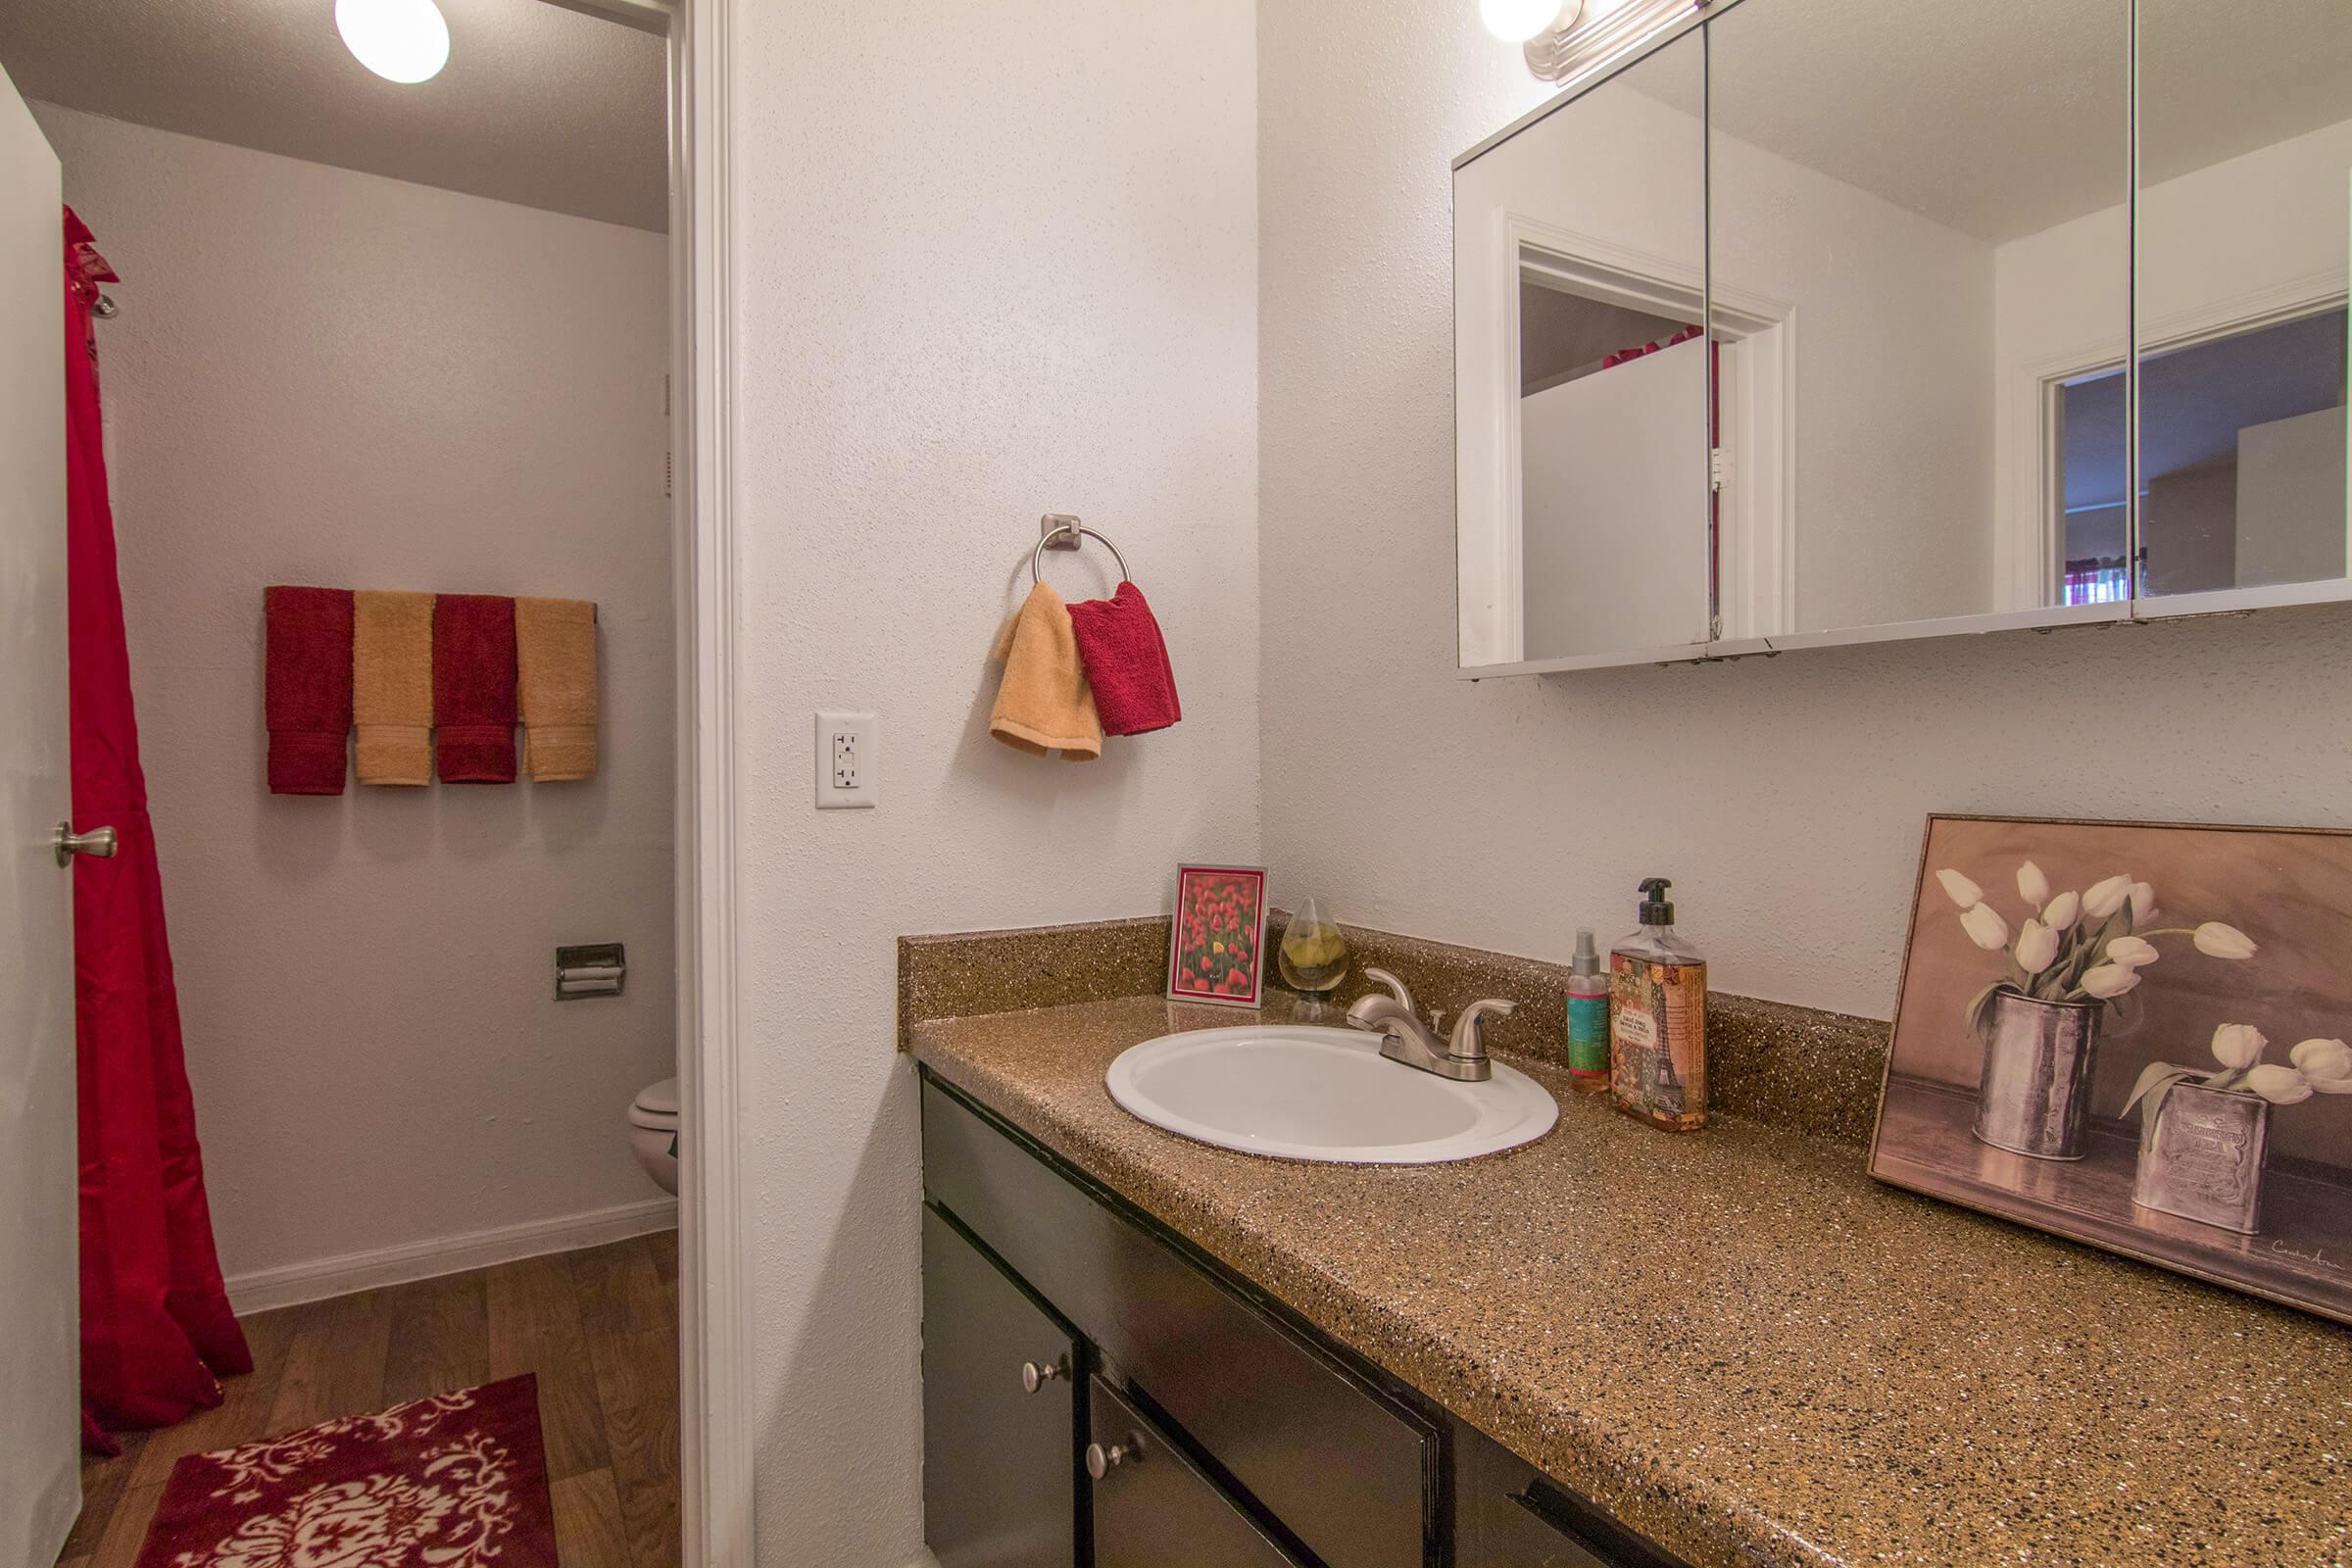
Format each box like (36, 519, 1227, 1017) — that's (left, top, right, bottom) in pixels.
(335, 0, 451, 84)
(1480, 0, 1565, 42)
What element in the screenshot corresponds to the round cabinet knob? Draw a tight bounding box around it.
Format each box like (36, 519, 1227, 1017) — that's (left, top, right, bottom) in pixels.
(1085, 1435, 1142, 1481)
(1019, 1357, 1066, 1394)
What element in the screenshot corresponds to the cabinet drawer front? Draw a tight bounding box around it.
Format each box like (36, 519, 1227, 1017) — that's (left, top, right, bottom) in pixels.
(922, 1206, 1079, 1568)
(922, 1077, 1431, 1568)
(1455, 1424, 1691, 1568)
(1089, 1375, 1301, 1568)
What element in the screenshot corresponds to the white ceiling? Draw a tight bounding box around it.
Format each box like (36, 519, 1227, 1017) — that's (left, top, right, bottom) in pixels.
(1634, 0, 2352, 244)
(0, 0, 667, 232)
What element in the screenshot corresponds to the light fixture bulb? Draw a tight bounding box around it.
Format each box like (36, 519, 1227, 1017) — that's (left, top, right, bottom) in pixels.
(335, 0, 451, 84)
(1480, 0, 1564, 43)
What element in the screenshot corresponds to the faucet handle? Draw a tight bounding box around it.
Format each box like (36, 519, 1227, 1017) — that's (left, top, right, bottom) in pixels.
(1361, 966, 1415, 1017)
(1448, 999, 1517, 1060)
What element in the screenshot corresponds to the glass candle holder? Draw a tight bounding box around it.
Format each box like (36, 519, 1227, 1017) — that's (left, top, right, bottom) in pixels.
(1277, 898, 1350, 1005)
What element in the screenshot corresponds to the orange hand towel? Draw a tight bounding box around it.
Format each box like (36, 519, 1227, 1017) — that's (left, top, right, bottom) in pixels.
(353, 590, 434, 785)
(515, 597, 599, 781)
(988, 582, 1102, 760)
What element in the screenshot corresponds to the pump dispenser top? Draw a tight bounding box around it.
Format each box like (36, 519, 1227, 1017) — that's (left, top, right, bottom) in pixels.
(1637, 877, 1675, 926)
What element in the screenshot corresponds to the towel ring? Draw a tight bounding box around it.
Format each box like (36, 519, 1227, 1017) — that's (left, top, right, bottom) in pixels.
(1031, 522, 1129, 586)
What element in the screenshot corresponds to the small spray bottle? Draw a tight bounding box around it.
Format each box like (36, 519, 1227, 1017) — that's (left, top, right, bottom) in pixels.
(1565, 929, 1610, 1096)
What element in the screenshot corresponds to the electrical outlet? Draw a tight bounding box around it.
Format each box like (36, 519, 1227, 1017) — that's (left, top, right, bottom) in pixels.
(813, 710, 876, 809)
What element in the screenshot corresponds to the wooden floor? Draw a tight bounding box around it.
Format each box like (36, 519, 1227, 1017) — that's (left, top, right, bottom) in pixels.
(58, 1231, 681, 1568)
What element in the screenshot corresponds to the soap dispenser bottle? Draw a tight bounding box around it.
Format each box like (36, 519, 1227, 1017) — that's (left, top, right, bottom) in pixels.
(1609, 878, 1707, 1131)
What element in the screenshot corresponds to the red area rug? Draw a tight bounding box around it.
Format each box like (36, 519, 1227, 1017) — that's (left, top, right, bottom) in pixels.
(136, 1374, 557, 1568)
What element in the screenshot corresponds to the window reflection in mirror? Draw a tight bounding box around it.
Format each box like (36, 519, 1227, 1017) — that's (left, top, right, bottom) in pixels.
(2135, 0, 2352, 605)
(1706, 0, 2130, 637)
(1454, 29, 1709, 668)
(2056, 368, 2132, 603)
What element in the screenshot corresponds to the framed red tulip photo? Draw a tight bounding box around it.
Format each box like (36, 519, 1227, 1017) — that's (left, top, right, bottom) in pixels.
(1168, 864, 1270, 1007)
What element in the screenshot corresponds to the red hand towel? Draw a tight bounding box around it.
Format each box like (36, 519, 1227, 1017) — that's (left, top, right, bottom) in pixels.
(1065, 581, 1181, 736)
(433, 594, 518, 783)
(264, 585, 354, 795)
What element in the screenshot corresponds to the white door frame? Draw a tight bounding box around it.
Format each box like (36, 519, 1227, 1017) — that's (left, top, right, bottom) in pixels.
(660, 2, 752, 1565)
(1496, 215, 1794, 649)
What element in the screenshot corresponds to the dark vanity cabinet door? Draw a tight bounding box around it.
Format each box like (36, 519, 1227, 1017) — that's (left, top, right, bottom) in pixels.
(921, 1206, 1079, 1568)
(1456, 1423, 1691, 1568)
(923, 1076, 1432, 1568)
(1087, 1375, 1301, 1568)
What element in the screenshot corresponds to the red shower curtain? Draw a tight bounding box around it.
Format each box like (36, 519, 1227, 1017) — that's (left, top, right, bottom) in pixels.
(65, 209, 251, 1437)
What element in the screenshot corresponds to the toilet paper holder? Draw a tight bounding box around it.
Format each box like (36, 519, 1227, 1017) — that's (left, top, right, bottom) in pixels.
(556, 943, 626, 1001)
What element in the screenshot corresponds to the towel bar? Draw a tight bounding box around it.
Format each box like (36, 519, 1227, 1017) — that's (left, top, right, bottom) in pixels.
(1031, 515, 1129, 585)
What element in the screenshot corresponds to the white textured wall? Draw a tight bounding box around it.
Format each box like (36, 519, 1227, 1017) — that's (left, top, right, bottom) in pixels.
(1259, 0, 2352, 1022)
(729, 0, 1258, 1559)
(32, 106, 675, 1282)
(1708, 114, 1995, 631)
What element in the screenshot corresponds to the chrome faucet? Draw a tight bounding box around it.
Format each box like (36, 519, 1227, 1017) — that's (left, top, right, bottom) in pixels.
(1346, 967, 1515, 1083)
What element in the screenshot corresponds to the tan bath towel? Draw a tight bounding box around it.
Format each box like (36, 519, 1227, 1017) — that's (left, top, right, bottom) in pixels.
(988, 582, 1102, 760)
(353, 590, 435, 785)
(516, 597, 599, 781)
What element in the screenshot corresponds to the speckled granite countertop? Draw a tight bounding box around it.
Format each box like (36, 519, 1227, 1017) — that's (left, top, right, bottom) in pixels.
(911, 995, 2352, 1568)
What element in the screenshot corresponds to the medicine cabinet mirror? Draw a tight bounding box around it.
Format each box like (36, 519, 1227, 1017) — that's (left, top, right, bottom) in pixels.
(2133, 0, 2352, 613)
(1454, 0, 2352, 674)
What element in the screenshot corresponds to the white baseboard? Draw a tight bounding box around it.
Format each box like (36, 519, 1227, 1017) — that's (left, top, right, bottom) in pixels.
(225, 1196, 680, 1315)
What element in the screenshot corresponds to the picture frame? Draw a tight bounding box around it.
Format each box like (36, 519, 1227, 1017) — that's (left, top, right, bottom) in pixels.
(1167, 864, 1270, 1008)
(1871, 814, 2352, 1325)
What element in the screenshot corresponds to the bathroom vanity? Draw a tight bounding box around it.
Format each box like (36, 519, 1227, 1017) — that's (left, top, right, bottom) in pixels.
(910, 989, 2352, 1568)
(920, 1069, 1663, 1568)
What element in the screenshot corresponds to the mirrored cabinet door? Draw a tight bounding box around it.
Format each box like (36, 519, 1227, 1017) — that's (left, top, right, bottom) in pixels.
(1704, 0, 2132, 640)
(2133, 0, 2352, 612)
(1454, 27, 1710, 670)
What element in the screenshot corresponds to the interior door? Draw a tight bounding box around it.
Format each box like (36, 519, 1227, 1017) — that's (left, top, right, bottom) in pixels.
(1517, 336, 1714, 661)
(0, 59, 77, 1568)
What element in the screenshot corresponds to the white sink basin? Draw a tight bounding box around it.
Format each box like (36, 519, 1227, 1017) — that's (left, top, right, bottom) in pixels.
(1104, 1025, 1557, 1164)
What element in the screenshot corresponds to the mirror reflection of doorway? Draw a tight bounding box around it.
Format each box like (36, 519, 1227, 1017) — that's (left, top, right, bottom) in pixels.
(1515, 270, 1704, 659)
(1513, 255, 1793, 652)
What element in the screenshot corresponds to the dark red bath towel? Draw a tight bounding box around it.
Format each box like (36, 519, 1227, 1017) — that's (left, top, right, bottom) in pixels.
(1066, 580, 1181, 736)
(263, 585, 354, 794)
(433, 594, 518, 783)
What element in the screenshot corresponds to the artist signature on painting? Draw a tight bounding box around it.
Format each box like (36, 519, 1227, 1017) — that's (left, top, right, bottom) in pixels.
(2269, 1239, 2342, 1273)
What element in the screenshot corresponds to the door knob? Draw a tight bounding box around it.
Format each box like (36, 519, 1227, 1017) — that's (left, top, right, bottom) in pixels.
(54, 821, 118, 867)
(1020, 1356, 1067, 1394)
(1085, 1434, 1143, 1480)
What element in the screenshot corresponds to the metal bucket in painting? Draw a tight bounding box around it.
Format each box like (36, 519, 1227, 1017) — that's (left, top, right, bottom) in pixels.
(2132, 1081, 2270, 1235)
(1971, 991, 2100, 1160)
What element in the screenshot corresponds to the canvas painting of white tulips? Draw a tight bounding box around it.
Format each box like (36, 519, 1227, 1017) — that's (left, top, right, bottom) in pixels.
(1871, 815, 2352, 1325)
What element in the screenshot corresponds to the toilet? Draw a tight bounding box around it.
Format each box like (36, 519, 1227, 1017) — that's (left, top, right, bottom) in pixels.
(627, 1076, 680, 1195)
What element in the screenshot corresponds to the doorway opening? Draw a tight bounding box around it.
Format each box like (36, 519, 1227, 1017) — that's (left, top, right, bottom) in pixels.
(0, 0, 733, 1562)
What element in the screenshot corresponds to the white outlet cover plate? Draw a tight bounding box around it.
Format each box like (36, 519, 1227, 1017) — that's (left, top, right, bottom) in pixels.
(813, 710, 877, 809)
